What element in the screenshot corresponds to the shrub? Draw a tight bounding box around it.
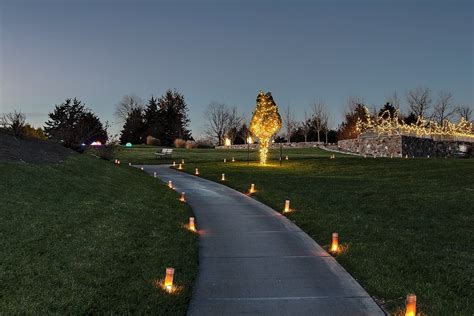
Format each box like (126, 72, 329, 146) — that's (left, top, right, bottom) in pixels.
(174, 138, 186, 148)
(196, 139, 215, 149)
(146, 135, 161, 146)
(88, 144, 117, 161)
(185, 140, 198, 149)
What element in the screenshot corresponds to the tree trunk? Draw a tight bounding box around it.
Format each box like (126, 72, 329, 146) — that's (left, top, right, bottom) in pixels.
(325, 131, 328, 144)
(317, 131, 320, 143)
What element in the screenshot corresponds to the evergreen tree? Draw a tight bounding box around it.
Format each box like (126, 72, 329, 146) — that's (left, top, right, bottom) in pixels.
(144, 96, 164, 139)
(44, 98, 108, 149)
(337, 103, 369, 140)
(119, 108, 146, 144)
(158, 89, 192, 146)
(250, 91, 282, 164)
(378, 102, 398, 118)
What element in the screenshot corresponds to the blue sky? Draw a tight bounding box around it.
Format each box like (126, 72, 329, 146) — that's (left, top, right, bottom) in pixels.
(1, 0, 472, 138)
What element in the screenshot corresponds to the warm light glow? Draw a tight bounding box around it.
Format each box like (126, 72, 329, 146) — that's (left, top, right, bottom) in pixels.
(114, 159, 118, 164)
(189, 217, 196, 232)
(405, 294, 416, 316)
(285, 155, 289, 160)
(91, 141, 102, 146)
(232, 157, 235, 162)
(173, 161, 176, 166)
(128, 162, 132, 166)
(141, 167, 144, 171)
(356, 107, 473, 141)
(221, 173, 225, 181)
(168, 180, 173, 189)
(223, 158, 227, 163)
(180, 192, 186, 202)
(154, 172, 157, 178)
(330, 233, 339, 253)
(249, 183, 256, 194)
(224, 138, 231, 146)
(164, 268, 174, 292)
(178, 164, 183, 170)
(195, 168, 199, 175)
(181, 159, 185, 164)
(247, 136, 253, 144)
(250, 91, 282, 164)
(283, 200, 290, 213)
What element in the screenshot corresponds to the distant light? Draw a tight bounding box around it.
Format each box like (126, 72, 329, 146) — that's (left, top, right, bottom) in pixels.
(178, 164, 183, 170)
(224, 138, 231, 146)
(154, 172, 157, 178)
(173, 161, 176, 166)
(247, 136, 253, 144)
(221, 173, 225, 181)
(180, 192, 186, 202)
(168, 181, 173, 189)
(125, 142, 132, 147)
(232, 157, 235, 162)
(91, 141, 102, 146)
(283, 200, 291, 213)
(195, 168, 199, 175)
(223, 158, 227, 163)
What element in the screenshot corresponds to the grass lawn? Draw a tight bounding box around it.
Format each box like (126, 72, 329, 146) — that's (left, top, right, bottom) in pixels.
(156, 148, 471, 315)
(0, 154, 198, 314)
(116, 144, 351, 165)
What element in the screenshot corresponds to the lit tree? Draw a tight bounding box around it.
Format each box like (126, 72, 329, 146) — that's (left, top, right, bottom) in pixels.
(250, 91, 282, 164)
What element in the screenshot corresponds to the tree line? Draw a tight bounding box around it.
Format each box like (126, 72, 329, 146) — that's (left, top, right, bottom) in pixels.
(1, 85, 472, 149)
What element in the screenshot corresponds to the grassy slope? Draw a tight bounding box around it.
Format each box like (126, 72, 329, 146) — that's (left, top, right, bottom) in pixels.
(0, 154, 198, 314)
(172, 150, 472, 315)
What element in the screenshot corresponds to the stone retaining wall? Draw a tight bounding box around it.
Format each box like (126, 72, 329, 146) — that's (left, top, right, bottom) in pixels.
(338, 134, 473, 158)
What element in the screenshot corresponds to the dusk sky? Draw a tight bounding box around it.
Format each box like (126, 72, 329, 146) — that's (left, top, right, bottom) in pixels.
(1, 0, 472, 138)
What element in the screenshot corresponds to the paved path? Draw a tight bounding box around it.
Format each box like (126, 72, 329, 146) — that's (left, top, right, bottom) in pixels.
(140, 165, 385, 316)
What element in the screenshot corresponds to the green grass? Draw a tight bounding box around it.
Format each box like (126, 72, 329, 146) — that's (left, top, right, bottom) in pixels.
(0, 154, 198, 314)
(116, 144, 350, 165)
(170, 150, 471, 315)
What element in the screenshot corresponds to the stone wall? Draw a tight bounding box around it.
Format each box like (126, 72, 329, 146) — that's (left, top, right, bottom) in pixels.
(338, 135, 402, 157)
(338, 134, 473, 158)
(401, 136, 472, 158)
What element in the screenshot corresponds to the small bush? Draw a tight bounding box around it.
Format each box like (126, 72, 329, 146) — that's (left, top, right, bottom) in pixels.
(146, 135, 161, 146)
(185, 140, 198, 149)
(88, 144, 117, 161)
(196, 140, 215, 149)
(174, 138, 186, 148)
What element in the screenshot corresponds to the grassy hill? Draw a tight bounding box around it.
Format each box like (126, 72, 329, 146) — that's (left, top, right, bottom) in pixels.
(0, 151, 197, 314)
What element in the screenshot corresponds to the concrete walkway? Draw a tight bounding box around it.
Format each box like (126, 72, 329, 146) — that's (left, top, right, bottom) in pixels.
(140, 165, 385, 316)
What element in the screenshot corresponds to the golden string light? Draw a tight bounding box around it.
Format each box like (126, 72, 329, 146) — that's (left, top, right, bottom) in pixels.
(250, 91, 282, 164)
(356, 107, 473, 141)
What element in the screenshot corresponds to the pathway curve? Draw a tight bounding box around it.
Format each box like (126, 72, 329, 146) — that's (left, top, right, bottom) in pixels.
(140, 165, 385, 316)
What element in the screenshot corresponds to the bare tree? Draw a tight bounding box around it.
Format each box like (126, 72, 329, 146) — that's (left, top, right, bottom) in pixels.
(1, 110, 26, 137)
(115, 94, 144, 123)
(386, 91, 401, 109)
(406, 86, 432, 118)
(321, 108, 330, 143)
(283, 104, 296, 143)
(225, 106, 243, 144)
(204, 102, 230, 146)
(301, 111, 311, 143)
(432, 91, 455, 124)
(455, 105, 472, 122)
(311, 100, 327, 143)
